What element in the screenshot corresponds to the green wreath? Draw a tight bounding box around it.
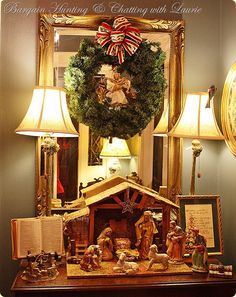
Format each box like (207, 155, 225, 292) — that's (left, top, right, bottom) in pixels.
(64, 38, 166, 139)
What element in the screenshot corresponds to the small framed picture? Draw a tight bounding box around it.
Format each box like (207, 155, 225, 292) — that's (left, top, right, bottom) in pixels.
(176, 195, 223, 256)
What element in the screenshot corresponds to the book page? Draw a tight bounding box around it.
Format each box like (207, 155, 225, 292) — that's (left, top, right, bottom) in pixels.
(185, 204, 215, 248)
(16, 218, 41, 258)
(41, 216, 63, 254)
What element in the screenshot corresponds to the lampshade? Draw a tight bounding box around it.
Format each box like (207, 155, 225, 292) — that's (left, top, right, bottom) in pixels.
(15, 86, 78, 137)
(100, 138, 131, 159)
(153, 107, 168, 137)
(168, 92, 224, 140)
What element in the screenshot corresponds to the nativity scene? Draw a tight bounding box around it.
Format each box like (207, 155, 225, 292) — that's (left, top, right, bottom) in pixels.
(64, 176, 192, 277)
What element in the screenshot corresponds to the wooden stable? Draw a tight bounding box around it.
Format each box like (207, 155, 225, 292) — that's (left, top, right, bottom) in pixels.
(65, 176, 179, 252)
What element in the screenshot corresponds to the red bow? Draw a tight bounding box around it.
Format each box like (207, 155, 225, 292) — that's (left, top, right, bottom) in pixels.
(96, 16, 142, 64)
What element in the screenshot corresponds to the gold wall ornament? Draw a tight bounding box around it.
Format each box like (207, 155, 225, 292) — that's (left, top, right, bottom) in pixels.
(222, 61, 236, 156)
(36, 14, 184, 215)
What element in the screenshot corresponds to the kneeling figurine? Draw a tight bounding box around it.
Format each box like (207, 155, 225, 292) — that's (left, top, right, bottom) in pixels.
(113, 252, 139, 275)
(80, 245, 102, 272)
(147, 244, 169, 271)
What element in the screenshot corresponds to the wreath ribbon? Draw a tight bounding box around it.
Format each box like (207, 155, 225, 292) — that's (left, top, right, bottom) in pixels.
(96, 16, 142, 64)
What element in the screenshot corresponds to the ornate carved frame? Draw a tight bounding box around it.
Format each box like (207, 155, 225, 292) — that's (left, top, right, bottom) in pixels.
(36, 14, 184, 215)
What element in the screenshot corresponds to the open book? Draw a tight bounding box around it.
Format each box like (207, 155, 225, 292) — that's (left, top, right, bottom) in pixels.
(11, 216, 63, 259)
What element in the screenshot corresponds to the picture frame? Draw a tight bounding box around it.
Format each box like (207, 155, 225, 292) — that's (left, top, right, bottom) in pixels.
(176, 195, 223, 256)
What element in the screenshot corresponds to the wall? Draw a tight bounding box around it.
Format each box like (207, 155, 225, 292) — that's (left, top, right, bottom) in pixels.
(0, 2, 37, 296)
(217, 0, 236, 266)
(182, 0, 221, 195)
(183, 0, 236, 269)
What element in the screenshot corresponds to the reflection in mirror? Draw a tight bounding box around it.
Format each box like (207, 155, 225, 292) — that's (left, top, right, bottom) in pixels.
(53, 28, 170, 199)
(57, 137, 78, 203)
(153, 102, 169, 190)
(37, 15, 184, 215)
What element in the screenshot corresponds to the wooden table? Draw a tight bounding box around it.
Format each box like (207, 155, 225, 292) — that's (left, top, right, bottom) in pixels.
(11, 265, 236, 297)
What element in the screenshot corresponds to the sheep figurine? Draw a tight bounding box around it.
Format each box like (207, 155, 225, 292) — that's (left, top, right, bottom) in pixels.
(113, 252, 139, 275)
(147, 244, 169, 271)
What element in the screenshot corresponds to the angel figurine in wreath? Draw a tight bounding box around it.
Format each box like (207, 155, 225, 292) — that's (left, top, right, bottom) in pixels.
(95, 68, 136, 107)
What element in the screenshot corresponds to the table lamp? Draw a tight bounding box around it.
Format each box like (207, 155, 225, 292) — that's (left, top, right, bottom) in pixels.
(15, 86, 79, 215)
(152, 106, 169, 193)
(100, 137, 131, 176)
(168, 92, 224, 195)
(153, 106, 169, 137)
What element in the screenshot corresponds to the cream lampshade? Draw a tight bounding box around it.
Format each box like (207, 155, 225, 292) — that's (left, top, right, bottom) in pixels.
(168, 92, 224, 195)
(15, 86, 78, 137)
(100, 138, 131, 177)
(100, 138, 131, 159)
(153, 106, 169, 137)
(168, 93, 223, 140)
(15, 86, 78, 215)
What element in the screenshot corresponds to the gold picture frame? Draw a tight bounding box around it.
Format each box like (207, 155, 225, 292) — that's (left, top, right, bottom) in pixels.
(176, 195, 223, 256)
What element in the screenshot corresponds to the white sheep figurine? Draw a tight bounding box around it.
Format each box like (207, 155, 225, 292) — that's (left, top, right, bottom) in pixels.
(113, 252, 139, 275)
(147, 244, 169, 271)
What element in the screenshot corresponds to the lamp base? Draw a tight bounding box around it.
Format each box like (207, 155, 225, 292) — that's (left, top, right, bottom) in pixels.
(41, 136, 60, 216)
(190, 139, 203, 195)
(107, 158, 121, 177)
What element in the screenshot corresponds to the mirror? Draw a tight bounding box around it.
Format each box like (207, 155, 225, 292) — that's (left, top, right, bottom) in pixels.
(222, 61, 236, 156)
(36, 14, 184, 215)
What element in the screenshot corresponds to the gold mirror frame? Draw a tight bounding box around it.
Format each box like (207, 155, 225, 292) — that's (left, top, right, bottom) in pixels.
(222, 61, 236, 156)
(36, 14, 184, 215)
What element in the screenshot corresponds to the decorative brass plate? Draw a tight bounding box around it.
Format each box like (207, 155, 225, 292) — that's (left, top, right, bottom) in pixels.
(222, 61, 236, 156)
